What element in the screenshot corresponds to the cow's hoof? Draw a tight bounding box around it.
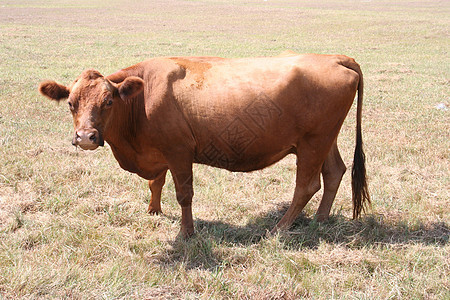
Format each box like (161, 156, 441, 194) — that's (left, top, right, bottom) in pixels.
(147, 209, 162, 215)
(269, 226, 282, 236)
(178, 227, 195, 240)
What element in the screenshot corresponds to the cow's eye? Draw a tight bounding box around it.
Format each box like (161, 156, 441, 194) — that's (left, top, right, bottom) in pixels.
(68, 101, 74, 110)
(105, 98, 113, 106)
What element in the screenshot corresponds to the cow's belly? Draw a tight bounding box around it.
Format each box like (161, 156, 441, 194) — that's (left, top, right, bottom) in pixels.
(191, 101, 300, 171)
(194, 137, 296, 172)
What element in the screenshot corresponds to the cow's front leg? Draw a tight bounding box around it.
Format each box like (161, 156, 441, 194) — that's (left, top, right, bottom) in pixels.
(147, 169, 168, 215)
(170, 166, 195, 238)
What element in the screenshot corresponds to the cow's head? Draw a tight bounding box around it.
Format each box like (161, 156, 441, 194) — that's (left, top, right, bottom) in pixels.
(39, 69, 144, 150)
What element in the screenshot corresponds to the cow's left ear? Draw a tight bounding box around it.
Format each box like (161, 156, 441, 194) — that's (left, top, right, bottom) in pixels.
(117, 76, 144, 101)
(38, 80, 70, 102)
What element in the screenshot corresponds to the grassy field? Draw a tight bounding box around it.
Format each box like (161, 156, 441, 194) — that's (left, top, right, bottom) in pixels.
(0, 0, 449, 298)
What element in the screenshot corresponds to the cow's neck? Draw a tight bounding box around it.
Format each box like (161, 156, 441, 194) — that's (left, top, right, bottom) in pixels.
(104, 63, 146, 152)
(104, 94, 145, 152)
(103, 96, 151, 176)
(102, 63, 169, 179)
(107, 63, 144, 84)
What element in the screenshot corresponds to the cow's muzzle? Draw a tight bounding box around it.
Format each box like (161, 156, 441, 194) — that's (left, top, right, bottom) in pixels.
(72, 128, 104, 150)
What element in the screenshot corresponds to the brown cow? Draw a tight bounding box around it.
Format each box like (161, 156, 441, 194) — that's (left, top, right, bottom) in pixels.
(39, 53, 370, 237)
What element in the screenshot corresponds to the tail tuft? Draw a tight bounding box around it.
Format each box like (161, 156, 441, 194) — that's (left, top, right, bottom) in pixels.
(352, 137, 370, 218)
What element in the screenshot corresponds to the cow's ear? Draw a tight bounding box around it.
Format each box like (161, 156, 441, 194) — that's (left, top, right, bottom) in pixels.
(118, 76, 144, 101)
(38, 80, 70, 101)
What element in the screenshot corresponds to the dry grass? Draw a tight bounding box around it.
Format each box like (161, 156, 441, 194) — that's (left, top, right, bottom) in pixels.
(0, 0, 449, 298)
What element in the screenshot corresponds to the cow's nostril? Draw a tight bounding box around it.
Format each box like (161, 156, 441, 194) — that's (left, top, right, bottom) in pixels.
(73, 129, 99, 149)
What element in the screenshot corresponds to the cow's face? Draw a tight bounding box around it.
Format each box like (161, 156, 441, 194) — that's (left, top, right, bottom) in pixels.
(39, 69, 143, 150)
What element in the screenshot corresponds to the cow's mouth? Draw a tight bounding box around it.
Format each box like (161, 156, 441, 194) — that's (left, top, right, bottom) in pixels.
(78, 143, 100, 151)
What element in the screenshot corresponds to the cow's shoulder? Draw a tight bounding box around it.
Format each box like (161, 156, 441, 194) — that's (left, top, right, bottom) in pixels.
(169, 57, 212, 84)
(142, 56, 225, 81)
(140, 58, 184, 82)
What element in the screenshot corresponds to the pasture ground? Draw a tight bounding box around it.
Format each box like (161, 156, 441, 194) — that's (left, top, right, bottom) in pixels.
(0, 0, 449, 298)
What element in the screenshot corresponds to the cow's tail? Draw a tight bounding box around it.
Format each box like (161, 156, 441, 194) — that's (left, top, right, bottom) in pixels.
(341, 58, 371, 219)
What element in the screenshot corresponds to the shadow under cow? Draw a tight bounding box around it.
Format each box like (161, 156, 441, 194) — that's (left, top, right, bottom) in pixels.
(154, 205, 449, 270)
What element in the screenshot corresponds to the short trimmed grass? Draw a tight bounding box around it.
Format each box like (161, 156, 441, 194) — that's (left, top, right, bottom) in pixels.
(0, 0, 448, 298)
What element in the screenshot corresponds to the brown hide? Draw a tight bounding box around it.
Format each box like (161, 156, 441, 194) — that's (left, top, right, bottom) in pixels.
(39, 53, 369, 237)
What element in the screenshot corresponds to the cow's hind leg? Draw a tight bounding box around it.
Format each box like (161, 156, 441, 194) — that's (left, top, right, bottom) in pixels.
(271, 143, 324, 234)
(147, 169, 168, 215)
(316, 140, 346, 221)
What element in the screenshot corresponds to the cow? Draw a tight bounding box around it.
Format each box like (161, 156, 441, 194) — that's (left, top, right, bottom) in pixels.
(38, 52, 370, 237)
